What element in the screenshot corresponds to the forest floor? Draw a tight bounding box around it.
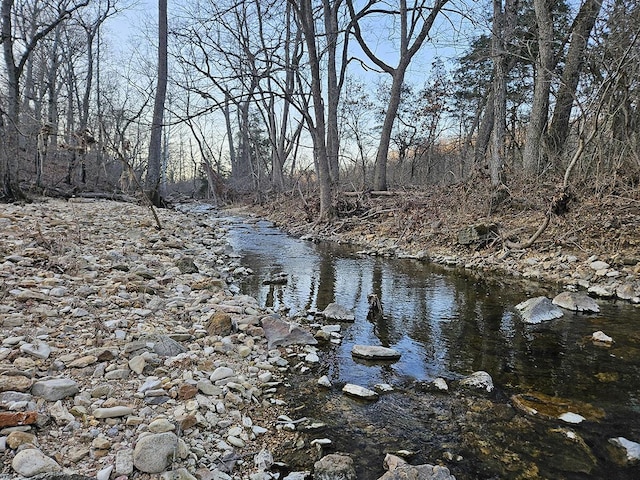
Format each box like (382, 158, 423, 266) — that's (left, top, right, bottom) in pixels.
(242, 178, 640, 301)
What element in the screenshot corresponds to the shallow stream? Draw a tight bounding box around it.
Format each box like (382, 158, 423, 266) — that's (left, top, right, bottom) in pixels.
(220, 215, 640, 480)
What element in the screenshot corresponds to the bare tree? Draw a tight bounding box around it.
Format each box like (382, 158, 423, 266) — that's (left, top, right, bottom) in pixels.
(1, 0, 89, 200)
(144, 0, 167, 207)
(347, 0, 449, 191)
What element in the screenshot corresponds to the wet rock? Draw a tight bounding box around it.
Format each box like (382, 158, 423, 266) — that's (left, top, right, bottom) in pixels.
(459, 371, 494, 392)
(133, 432, 179, 473)
(321, 303, 355, 322)
(511, 392, 605, 422)
(263, 272, 288, 285)
(12, 448, 62, 477)
(609, 437, 640, 465)
(342, 384, 378, 400)
(261, 316, 317, 349)
(314, 453, 356, 480)
(351, 345, 401, 360)
(379, 454, 456, 480)
(552, 292, 600, 313)
(515, 296, 564, 324)
(31, 378, 79, 401)
(591, 331, 614, 345)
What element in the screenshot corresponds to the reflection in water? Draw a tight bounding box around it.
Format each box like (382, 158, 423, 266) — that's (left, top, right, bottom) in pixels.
(223, 217, 640, 479)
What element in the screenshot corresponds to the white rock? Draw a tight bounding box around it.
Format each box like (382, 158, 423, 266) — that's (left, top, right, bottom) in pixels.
(609, 437, 640, 463)
(351, 344, 401, 360)
(12, 449, 62, 477)
(116, 448, 134, 475)
(589, 260, 610, 271)
(96, 465, 114, 480)
(432, 378, 449, 391)
(342, 383, 379, 400)
(210, 366, 235, 382)
(133, 432, 178, 473)
(93, 406, 134, 418)
(559, 412, 585, 424)
(459, 371, 494, 392)
(591, 331, 613, 344)
(317, 375, 332, 388)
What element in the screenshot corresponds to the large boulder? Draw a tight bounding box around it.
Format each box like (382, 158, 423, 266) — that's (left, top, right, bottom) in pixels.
(515, 296, 564, 324)
(457, 223, 498, 247)
(261, 316, 317, 349)
(552, 292, 600, 313)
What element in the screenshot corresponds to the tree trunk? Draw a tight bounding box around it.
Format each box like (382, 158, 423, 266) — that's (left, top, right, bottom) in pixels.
(523, 0, 554, 175)
(547, 0, 603, 156)
(145, 0, 168, 207)
(324, 0, 341, 185)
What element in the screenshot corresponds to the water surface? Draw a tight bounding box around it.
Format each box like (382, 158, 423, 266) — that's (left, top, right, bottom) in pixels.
(222, 216, 640, 479)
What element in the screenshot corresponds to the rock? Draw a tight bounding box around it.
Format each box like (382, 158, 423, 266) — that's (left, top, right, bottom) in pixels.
(68, 355, 98, 368)
(133, 432, 179, 473)
(432, 378, 448, 391)
(318, 375, 332, 388)
(206, 312, 234, 336)
(162, 467, 198, 480)
(342, 384, 379, 400)
(589, 260, 610, 271)
(515, 296, 564, 324)
(511, 392, 605, 422)
(12, 448, 62, 477)
(616, 284, 637, 301)
(116, 448, 135, 475)
(321, 303, 355, 322)
(128, 355, 146, 374)
(261, 316, 317, 349)
(139, 334, 187, 357)
(559, 412, 586, 424)
(0, 411, 37, 428)
(175, 257, 199, 274)
(149, 418, 175, 433)
(457, 223, 498, 246)
(591, 331, 613, 345)
(314, 454, 356, 480)
(609, 437, 640, 464)
(31, 378, 79, 401)
(0, 375, 32, 392)
(49, 400, 75, 424)
(93, 406, 135, 418)
(459, 371, 494, 392)
(351, 345, 401, 360)
(7, 431, 37, 449)
(210, 366, 235, 382)
(552, 292, 600, 313)
(20, 340, 52, 359)
(379, 454, 456, 480)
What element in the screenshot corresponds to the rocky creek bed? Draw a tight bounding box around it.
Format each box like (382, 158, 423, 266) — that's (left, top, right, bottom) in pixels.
(1, 198, 640, 480)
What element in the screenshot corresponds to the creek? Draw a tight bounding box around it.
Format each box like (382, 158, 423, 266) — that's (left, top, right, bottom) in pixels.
(220, 215, 640, 480)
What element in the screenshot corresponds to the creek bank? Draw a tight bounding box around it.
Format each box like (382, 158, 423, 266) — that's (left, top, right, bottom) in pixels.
(243, 193, 640, 306)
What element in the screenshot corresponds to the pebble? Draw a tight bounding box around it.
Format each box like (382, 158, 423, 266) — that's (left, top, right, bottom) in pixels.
(93, 406, 135, 418)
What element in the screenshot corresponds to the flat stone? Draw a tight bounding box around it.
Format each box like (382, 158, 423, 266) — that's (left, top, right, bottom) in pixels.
(589, 260, 610, 271)
(321, 303, 355, 322)
(0, 411, 38, 428)
(515, 296, 564, 324)
(261, 316, 317, 349)
(351, 345, 401, 360)
(210, 366, 235, 382)
(342, 384, 378, 400)
(6, 431, 37, 449)
(0, 375, 32, 392)
(149, 418, 175, 433)
(552, 292, 600, 313)
(133, 432, 178, 473)
(93, 406, 134, 418)
(12, 448, 62, 477)
(68, 355, 98, 368)
(31, 378, 79, 401)
(592, 331, 614, 345)
(20, 341, 52, 359)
